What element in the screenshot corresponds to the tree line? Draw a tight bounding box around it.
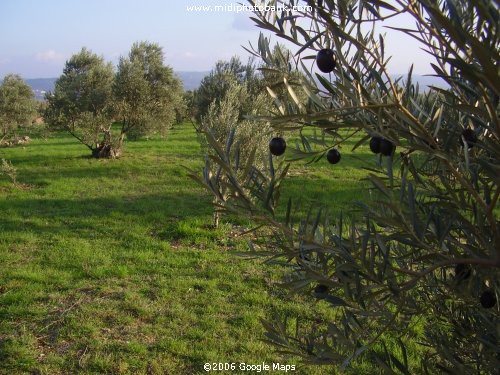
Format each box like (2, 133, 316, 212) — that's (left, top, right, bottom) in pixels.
(45, 41, 184, 158)
(1, 41, 185, 157)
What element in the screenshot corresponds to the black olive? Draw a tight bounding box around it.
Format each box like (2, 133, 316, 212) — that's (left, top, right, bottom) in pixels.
(380, 139, 395, 156)
(269, 137, 286, 156)
(326, 148, 341, 164)
(480, 289, 496, 309)
(459, 128, 477, 148)
(316, 49, 336, 73)
(369, 136, 381, 154)
(314, 284, 329, 294)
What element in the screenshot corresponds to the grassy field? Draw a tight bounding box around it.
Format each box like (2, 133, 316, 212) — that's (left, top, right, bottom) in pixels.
(0, 123, 373, 374)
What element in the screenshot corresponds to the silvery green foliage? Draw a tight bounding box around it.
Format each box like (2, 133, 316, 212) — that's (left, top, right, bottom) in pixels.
(0, 159, 18, 186)
(196, 79, 274, 225)
(193, 56, 261, 123)
(200, 81, 271, 166)
(194, 0, 499, 372)
(44, 48, 116, 155)
(0, 74, 37, 141)
(255, 40, 310, 111)
(45, 43, 183, 157)
(114, 41, 184, 140)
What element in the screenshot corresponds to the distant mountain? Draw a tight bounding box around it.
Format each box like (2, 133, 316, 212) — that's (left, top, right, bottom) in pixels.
(391, 74, 448, 89)
(25, 77, 57, 91)
(24, 72, 209, 101)
(176, 71, 209, 91)
(25, 78, 57, 101)
(24, 73, 446, 101)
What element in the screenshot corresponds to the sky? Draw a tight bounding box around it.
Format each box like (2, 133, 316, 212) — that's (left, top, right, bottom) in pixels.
(0, 0, 432, 79)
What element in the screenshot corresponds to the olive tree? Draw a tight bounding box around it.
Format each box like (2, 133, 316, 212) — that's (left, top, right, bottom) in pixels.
(256, 38, 309, 103)
(114, 41, 184, 141)
(44, 48, 116, 157)
(192, 56, 263, 122)
(45, 42, 183, 158)
(195, 0, 499, 372)
(193, 59, 272, 227)
(0, 74, 37, 145)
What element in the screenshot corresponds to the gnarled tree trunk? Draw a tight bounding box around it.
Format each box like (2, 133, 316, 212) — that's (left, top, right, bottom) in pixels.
(91, 131, 125, 159)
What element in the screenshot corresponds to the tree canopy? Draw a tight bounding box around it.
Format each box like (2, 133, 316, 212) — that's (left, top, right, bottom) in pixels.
(114, 41, 184, 140)
(44, 48, 115, 156)
(45, 42, 184, 158)
(0, 74, 37, 141)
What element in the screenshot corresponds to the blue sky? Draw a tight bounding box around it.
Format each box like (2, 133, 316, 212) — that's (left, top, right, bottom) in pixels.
(0, 0, 431, 78)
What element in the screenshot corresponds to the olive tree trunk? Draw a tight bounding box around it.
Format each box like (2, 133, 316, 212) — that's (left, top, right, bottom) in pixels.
(91, 131, 125, 159)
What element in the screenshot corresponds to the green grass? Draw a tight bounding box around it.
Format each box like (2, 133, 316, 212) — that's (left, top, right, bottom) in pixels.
(0, 123, 381, 374)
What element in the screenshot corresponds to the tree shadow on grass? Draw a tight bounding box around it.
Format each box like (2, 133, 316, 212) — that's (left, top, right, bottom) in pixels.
(2, 151, 92, 166)
(0, 192, 214, 242)
(3, 148, 203, 184)
(275, 173, 375, 225)
(2, 158, 194, 185)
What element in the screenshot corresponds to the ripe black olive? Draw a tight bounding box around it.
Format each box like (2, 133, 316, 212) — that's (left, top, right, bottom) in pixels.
(314, 284, 329, 294)
(269, 137, 286, 156)
(369, 136, 381, 154)
(480, 289, 496, 309)
(316, 49, 336, 73)
(326, 148, 341, 164)
(380, 139, 395, 156)
(459, 128, 477, 148)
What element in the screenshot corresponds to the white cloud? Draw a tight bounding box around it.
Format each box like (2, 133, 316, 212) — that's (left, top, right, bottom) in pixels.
(184, 51, 195, 58)
(35, 50, 65, 62)
(0, 58, 9, 65)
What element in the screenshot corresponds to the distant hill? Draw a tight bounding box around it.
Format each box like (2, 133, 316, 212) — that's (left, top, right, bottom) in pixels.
(25, 78, 57, 101)
(24, 73, 446, 101)
(177, 71, 209, 91)
(24, 72, 209, 101)
(392, 74, 448, 89)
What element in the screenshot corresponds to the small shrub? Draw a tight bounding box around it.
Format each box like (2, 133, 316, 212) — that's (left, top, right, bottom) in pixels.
(0, 159, 18, 187)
